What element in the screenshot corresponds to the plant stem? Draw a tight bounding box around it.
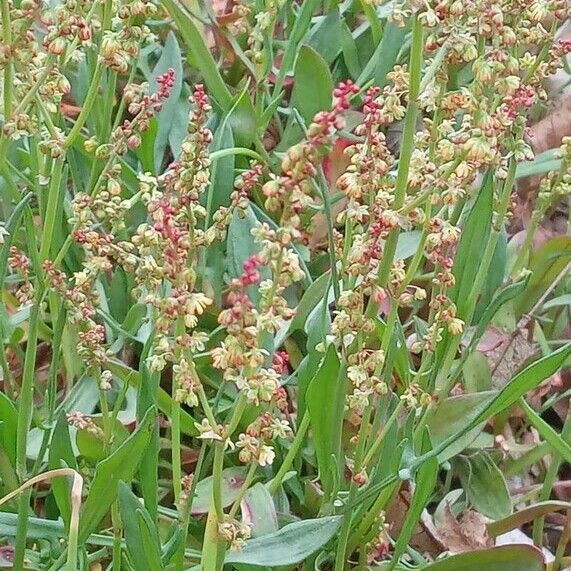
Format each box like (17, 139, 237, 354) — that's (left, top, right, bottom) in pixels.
(362, 400, 404, 468)
(375, 14, 423, 291)
(334, 405, 372, 571)
(212, 443, 225, 522)
(13, 302, 40, 568)
(532, 409, 571, 546)
(228, 463, 257, 518)
(1, 0, 13, 120)
(40, 158, 65, 261)
(64, 0, 113, 149)
(172, 317, 185, 505)
(434, 158, 517, 396)
(268, 410, 310, 495)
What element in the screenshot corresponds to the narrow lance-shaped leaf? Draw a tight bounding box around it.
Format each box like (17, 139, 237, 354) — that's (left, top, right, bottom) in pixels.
(389, 430, 438, 570)
(422, 545, 545, 571)
(306, 344, 344, 499)
(118, 482, 163, 571)
(78, 406, 157, 542)
(224, 516, 342, 565)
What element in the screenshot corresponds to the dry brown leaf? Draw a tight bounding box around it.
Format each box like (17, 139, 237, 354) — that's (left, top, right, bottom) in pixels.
(482, 330, 538, 388)
(386, 483, 445, 559)
(436, 505, 492, 554)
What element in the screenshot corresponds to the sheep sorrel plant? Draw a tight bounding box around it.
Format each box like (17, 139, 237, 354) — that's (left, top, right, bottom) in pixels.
(2, 0, 571, 569)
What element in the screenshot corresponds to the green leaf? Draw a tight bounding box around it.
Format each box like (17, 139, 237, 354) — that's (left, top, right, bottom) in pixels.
(289, 44, 333, 122)
(519, 398, 571, 463)
(463, 352, 492, 392)
(517, 236, 571, 315)
(422, 545, 545, 571)
(161, 0, 232, 111)
(79, 406, 157, 542)
(487, 500, 571, 537)
(118, 482, 163, 571)
(48, 414, 78, 529)
(150, 32, 183, 172)
(390, 431, 438, 569)
(306, 344, 344, 498)
(395, 231, 422, 260)
(191, 467, 249, 515)
(464, 277, 529, 357)
(543, 293, 571, 310)
(288, 271, 330, 334)
(457, 451, 512, 520)
(308, 10, 344, 64)
(428, 392, 494, 462)
(226, 206, 269, 305)
(473, 343, 571, 422)
(168, 91, 191, 159)
(207, 120, 235, 215)
(137, 118, 158, 174)
(108, 268, 130, 324)
(242, 483, 279, 538)
(224, 516, 342, 565)
(137, 335, 160, 522)
(271, 0, 321, 98)
(0, 391, 17, 465)
(433, 344, 571, 461)
(451, 172, 493, 317)
(475, 230, 507, 320)
(76, 416, 129, 464)
(227, 88, 257, 149)
(516, 149, 561, 179)
(358, 22, 408, 87)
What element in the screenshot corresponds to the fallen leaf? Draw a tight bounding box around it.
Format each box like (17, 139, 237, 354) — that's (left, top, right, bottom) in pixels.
(436, 505, 492, 554)
(386, 483, 445, 559)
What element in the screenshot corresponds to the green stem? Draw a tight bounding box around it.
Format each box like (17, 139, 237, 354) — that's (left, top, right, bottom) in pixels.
(172, 318, 186, 505)
(64, 61, 103, 149)
(212, 443, 225, 522)
(268, 411, 310, 495)
(434, 159, 517, 396)
(315, 171, 341, 301)
(40, 158, 65, 261)
(1, 0, 13, 120)
(228, 463, 257, 518)
(375, 15, 423, 290)
(361, 0, 381, 45)
(532, 409, 571, 546)
(64, 0, 113, 149)
(362, 400, 404, 468)
(334, 405, 373, 571)
(13, 301, 40, 568)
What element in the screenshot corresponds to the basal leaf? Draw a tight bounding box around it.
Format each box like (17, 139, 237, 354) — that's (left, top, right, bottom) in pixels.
(191, 467, 249, 515)
(390, 430, 438, 568)
(422, 545, 544, 571)
(451, 171, 493, 317)
(78, 406, 157, 542)
(241, 483, 279, 538)
(0, 391, 17, 465)
(428, 392, 495, 461)
(457, 451, 512, 520)
(48, 414, 78, 529)
(487, 501, 571, 537)
(224, 516, 342, 565)
(150, 31, 183, 172)
(306, 344, 343, 499)
(118, 482, 163, 571)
